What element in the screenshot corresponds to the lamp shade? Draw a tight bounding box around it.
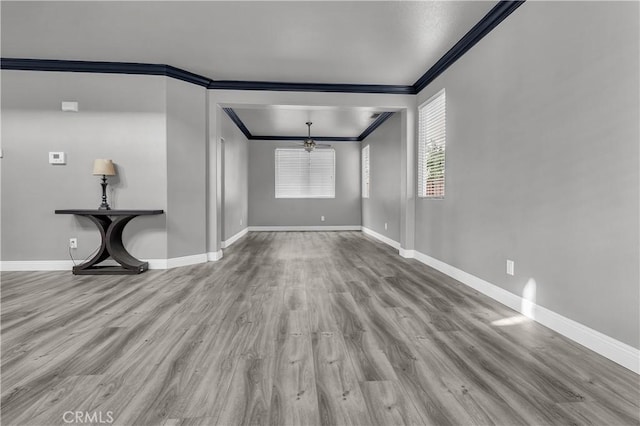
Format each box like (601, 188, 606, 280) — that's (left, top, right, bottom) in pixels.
(92, 159, 116, 176)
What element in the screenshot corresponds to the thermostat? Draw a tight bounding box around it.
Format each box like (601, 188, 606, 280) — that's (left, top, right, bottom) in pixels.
(49, 152, 66, 164)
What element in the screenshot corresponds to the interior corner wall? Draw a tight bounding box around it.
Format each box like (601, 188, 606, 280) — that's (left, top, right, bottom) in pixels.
(221, 111, 248, 241)
(415, 1, 640, 348)
(248, 140, 361, 227)
(166, 78, 207, 259)
(361, 112, 402, 243)
(0, 70, 168, 261)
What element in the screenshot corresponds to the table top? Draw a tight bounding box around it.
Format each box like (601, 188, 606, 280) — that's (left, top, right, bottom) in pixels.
(55, 209, 164, 216)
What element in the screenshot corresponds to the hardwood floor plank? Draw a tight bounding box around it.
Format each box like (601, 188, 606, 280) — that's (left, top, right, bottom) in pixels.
(2, 231, 638, 425)
(311, 331, 373, 426)
(360, 380, 426, 426)
(269, 311, 320, 426)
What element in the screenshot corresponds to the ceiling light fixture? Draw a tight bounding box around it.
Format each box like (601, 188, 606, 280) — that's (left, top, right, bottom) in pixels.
(303, 121, 315, 152)
(299, 121, 331, 152)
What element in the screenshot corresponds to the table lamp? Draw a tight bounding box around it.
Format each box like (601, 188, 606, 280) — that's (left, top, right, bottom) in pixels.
(93, 159, 116, 210)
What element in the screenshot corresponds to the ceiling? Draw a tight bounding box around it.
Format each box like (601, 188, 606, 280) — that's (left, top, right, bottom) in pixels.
(1, 1, 499, 139)
(232, 106, 390, 139)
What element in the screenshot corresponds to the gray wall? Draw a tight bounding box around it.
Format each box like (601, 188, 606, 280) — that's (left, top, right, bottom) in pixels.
(1, 71, 168, 260)
(362, 112, 401, 243)
(221, 111, 248, 241)
(166, 78, 207, 258)
(248, 141, 361, 227)
(415, 1, 639, 348)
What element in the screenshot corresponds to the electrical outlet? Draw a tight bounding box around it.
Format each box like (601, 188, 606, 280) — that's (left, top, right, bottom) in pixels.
(240, 218, 243, 226)
(384, 222, 388, 230)
(69, 238, 78, 249)
(506, 259, 515, 276)
(321, 216, 325, 222)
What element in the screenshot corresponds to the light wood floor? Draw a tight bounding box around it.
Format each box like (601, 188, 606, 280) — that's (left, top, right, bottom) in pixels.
(1, 231, 639, 426)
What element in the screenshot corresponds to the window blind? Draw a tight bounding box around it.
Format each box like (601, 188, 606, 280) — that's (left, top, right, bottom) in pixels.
(275, 148, 335, 198)
(362, 145, 370, 198)
(418, 89, 446, 198)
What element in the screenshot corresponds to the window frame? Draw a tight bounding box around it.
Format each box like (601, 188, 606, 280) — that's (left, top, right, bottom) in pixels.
(274, 147, 336, 199)
(418, 88, 446, 199)
(362, 144, 370, 199)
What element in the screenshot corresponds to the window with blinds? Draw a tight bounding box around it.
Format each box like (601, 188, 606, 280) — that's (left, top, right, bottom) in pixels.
(275, 148, 335, 198)
(418, 89, 446, 198)
(362, 145, 370, 198)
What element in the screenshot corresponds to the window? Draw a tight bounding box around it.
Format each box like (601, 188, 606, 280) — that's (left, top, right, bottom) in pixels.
(275, 148, 335, 198)
(418, 89, 446, 198)
(362, 145, 370, 198)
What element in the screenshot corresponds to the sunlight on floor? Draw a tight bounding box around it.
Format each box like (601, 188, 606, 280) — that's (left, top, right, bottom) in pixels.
(521, 277, 537, 319)
(491, 278, 538, 327)
(491, 315, 531, 326)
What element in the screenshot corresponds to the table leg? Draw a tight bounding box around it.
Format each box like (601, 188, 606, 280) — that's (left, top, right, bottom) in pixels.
(72, 215, 112, 275)
(106, 215, 149, 273)
(72, 214, 148, 275)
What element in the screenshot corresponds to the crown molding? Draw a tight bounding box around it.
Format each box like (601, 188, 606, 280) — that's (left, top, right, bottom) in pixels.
(0, 58, 213, 87)
(1, 1, 525, 95)
(249, 135, 361, 142)
(223, 108, 395, 142)
(412, 0, 525, 93)
(357, 112, 395, 140)
(209, 80, 413, 95)
(0, 58, 411, 95)
(222, 107, 252, 139)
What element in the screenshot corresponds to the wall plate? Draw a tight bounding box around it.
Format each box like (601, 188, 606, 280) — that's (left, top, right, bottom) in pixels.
(61, 101, 78, 112)
(49, 152, 66, 164)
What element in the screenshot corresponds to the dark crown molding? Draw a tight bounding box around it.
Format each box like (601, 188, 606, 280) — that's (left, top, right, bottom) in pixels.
(0, 1, 524, 96)
(222, 108, 252, 139)
(357, 112, 394, 140)
(412, 0, 525, 93)
(0, 58, 213, 87)
(210, 80, 413, 95)
(223, 108, 394, 142)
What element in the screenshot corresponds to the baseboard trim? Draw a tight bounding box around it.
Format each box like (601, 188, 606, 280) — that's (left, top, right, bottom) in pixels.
(0, 260, 74, 271)
(399, 248, 416, 259)
(362, 227, 401, 250)
(409, 249, 640, 374)
(207, 250, 223, 261)
(222, 227, 248, 248)
(1, 255, 207, 271)
(166, 253, 208, 269)
(248, 225, 362, 232)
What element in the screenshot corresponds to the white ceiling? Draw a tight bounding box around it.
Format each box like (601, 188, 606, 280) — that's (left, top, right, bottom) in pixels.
(2, 1, 498, 138)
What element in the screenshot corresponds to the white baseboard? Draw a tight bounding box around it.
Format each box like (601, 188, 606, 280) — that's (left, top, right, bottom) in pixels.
(166, 253, 208, 269)
(144, 259, 167, 270)
(248, 225, 362, 232)
(0, 260, 75, 271)
(362, 227, 401, 250)
(409, 249, 640, 374)
(1, 254, 208, 272)
(222, 227, 248, 248)
(399, 248, 416, 259)
(207, 250, 223, 261)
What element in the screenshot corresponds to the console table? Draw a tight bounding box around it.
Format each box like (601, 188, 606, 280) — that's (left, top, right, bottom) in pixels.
(55, 209, 164, 275)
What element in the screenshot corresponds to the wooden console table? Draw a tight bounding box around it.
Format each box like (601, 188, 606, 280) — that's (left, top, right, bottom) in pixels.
(55, 209, 164, 275)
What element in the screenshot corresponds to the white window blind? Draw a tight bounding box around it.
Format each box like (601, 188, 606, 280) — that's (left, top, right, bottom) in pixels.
(275, 148, 335, 198)
(362, 145, 370, 198)
(418, 89, 446, 198)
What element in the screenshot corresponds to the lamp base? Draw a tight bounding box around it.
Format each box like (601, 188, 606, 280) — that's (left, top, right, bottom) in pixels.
(99, 175, 111, 210)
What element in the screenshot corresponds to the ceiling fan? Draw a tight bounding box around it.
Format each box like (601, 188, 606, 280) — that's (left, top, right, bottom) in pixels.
(299, 121, 331, 152)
